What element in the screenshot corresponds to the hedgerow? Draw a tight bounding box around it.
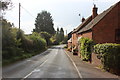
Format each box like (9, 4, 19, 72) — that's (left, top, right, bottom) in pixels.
(2, 19, 47, 65)
(94, 43, 120, 74)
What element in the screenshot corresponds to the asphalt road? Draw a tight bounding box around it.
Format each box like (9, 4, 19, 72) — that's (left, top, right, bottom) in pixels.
(2, 45, 79, 78)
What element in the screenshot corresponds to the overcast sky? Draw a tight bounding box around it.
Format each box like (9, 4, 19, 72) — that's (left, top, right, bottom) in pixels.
(5, 0, 120, 34)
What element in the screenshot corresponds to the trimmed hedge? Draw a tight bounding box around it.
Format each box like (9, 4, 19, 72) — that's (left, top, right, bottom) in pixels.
(79, 37, 94, 61)
(94, 43, 120, 74)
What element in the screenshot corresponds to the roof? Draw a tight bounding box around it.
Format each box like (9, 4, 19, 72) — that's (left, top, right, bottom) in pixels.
(72, 16, 92, 33)
(77, 1, 119, 34)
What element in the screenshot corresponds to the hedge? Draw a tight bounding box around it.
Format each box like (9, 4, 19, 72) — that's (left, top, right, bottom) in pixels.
(94, 43, 120, 74)
(79, 37, 94, 61)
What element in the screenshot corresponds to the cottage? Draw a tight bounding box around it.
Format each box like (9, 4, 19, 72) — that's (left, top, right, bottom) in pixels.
(70, 1, 120, 66)
(72, 1, 120, 48)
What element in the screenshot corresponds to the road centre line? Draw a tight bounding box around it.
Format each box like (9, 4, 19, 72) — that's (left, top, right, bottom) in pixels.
(22, 48, 58, 79)
(21, 59, 48, 80)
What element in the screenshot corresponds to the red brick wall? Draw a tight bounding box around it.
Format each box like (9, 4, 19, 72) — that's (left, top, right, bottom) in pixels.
(93, 3, 120, 43)
(72, 33, 78, 46)
(81, 32, 92, 39)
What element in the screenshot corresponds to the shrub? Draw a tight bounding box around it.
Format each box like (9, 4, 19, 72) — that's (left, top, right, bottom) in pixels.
(2, 20, 16, 50)
(94, 43, 120, 74)
(28, 32, 47, 51)
(40, 32, 52, 46)
(64, 45, 68, 48)
(79, 37, 94, 61)
(2, 19, 47, 65)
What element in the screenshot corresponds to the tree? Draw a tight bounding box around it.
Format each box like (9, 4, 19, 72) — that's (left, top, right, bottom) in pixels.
(60, 28, 64, 42)
(0, 0, 13, 11)
(2, 19, 15, 49)
(40, 32, 51, 46)
(34, 11, 55, 35)
(52, 27, 64, 45)
(62, 35, 68, 44)
(0, 0, 13, 19)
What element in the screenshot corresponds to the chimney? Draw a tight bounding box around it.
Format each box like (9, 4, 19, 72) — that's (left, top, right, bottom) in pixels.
(81, 17, 85, 22)
(92, 4, 98, 19)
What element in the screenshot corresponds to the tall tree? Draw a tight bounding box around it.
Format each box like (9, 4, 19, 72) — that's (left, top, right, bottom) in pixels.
(0, 0, 13, 19)
(60, 28, 64, 42)
(0, 0, 13, 11)
(56, 27, 60, 43)
(34, 11, 55, 35)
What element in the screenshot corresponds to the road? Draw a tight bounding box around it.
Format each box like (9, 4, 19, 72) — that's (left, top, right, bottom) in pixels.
(2, 45, 79, 78)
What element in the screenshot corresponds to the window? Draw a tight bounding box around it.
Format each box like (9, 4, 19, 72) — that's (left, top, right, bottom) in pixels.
(115, 29, 120, 41)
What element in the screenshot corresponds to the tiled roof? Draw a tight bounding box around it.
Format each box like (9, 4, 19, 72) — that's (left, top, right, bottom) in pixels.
(77, 2, 119, 34)
(72, 16, 92, 33)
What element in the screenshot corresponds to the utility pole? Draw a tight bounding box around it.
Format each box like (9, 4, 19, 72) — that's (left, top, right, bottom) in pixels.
(66, 30, 67, 35)
(19, 3, 21, 30)
(17, 3, 21, 40)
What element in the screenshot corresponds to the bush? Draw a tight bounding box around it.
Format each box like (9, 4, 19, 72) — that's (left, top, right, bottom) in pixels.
(2, 20, 16, 50)
(50, 35, 60, 45)
(64, 45, 68, 48)
(94, 43, 120, 74)
(79, 37, 94, 61)
(28, 32, 47, 51)
(40, 32, 52, 46)
(2, 19, 47, 65)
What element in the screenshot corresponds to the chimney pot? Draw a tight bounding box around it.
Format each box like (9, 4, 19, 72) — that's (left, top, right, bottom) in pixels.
(81, 17, 85, 22)
(92, 4, 98, 19)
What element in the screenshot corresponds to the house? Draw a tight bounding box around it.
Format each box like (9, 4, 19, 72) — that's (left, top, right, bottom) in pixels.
(72, 1, 120, 48)
(71, 1, 120, 66)
(67, 31, 72, 50)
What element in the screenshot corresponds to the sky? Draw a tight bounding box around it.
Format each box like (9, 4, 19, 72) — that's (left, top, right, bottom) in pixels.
(5, 0, 120, 34)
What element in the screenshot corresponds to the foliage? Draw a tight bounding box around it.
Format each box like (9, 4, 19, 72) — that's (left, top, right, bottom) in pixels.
(67, 45, 72, 52)
(0, 0, 13, 20)
(2, 19, 24, 64)
(64, 45, 68, 48)
(34, 10, 55, 35)
(79, 37, 94, 61)
(0, 0, 13, 11)
(28, 32, 47, 51)
(40, 32, 52, 46)
(50, 34, 59, 45)
(94, 43, 120, 74)
(59, 28, 64, 42)
(61, 35, 68, 44)
(2, 19, 47, 66)
(52, 27, 65, 45)
(2, 19, 15, 50)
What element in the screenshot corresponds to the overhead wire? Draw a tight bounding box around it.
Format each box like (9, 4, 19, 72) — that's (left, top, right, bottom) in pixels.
(13, 2, 36, 33)
(20, 5, 35, 18)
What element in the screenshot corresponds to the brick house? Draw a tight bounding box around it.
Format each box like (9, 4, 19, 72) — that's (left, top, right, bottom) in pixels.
(72, 1, 120, 47)
(71, 1, 120, 66)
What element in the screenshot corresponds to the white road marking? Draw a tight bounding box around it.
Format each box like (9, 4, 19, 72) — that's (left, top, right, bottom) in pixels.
(21, 59, 48, 80)
(64, 50, 83, 79)
(32, 69, 41, 72)
(21, 47, 58, 80)
(26, 60, 32, 62)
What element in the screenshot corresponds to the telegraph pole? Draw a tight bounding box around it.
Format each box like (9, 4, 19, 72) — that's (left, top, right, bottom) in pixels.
(66, 30, 67, 35)
(17, 3, 21, 40)
(19, 3, 21, 30)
